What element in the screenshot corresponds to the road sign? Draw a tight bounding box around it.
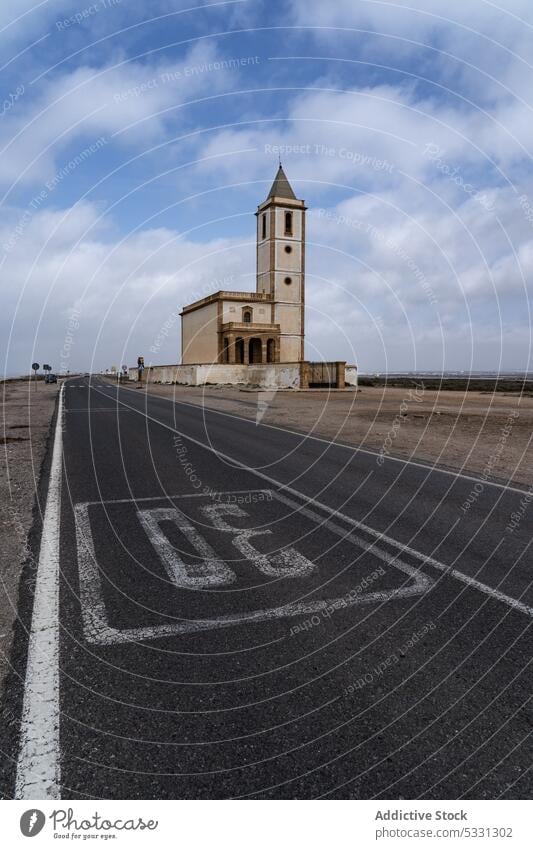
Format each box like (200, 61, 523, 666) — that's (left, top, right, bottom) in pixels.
(32, 362, 39, 372)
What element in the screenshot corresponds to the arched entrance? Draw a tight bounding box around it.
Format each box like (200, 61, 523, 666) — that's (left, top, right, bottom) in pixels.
(249, 337, 262, 364)
(266, 338, 276, 363)
(235, 337, 245, 364)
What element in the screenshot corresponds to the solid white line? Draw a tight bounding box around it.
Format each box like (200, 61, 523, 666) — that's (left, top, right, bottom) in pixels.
(91, 385, 533, 619)
(99, 380, 533, 497)
(15, 385, 63, 799)
(272, 489, 533, 619)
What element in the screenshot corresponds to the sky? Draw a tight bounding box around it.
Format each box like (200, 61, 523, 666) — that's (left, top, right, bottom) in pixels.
(1, 0, 533, 376)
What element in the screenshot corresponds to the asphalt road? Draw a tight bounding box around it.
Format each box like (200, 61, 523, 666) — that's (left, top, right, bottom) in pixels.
(5, 376, 532, 799)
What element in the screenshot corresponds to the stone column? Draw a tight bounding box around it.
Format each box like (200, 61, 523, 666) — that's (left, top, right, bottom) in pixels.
(261, 339, 267, 364)
(228, 335, 236, 364)
(243, 337, 250, 365)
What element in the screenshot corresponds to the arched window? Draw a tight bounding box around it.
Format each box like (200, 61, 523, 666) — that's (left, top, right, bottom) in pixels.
(284, 211, 293, 235)
(243, 308, 252, 323)
(262, 214, 267, 239)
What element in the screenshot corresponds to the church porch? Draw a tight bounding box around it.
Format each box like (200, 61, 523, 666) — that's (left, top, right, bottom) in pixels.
(219, 323, 280, 364)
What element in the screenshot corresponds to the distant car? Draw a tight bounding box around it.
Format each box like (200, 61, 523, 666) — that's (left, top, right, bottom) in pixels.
(45, 373, 57, 383)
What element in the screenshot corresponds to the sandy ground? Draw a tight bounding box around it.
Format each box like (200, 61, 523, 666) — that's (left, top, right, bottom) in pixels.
(0, 379, 58, 691)
(124, 379, 533, 487)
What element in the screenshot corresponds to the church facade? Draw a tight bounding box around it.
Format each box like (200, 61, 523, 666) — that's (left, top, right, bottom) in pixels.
(181, 166, 306, 366)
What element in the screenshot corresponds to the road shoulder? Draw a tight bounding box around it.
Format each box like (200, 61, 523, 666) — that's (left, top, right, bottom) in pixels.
(0, 379, 59, 797)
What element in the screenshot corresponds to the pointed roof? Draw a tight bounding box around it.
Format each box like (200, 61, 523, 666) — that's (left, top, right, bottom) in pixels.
(267, 164, 296, 200)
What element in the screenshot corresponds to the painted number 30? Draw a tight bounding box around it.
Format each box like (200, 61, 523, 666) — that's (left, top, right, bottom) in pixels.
(138, 503, 316, 589)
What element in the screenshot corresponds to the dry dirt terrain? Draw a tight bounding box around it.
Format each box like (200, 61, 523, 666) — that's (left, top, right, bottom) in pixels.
(122, 379, 533, 486)
(0, 379, 58, 691)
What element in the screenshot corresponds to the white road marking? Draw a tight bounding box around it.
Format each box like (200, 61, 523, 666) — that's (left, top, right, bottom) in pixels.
(105, 382, 533, 497)
(80, 487, 274, 507)
(74, 491, 431, 645)
(64, 407, 133, 413)
(89, 385, 533, 620)
(202, 503, 316, 578)
(272, 489, 533, 619)
(74, 502, 117, 645)
(138, 506, 235, 588)
(15, 385, 63, 800)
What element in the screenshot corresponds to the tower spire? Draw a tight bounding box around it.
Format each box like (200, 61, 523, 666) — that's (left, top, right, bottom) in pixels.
(267, 164, 296, 200)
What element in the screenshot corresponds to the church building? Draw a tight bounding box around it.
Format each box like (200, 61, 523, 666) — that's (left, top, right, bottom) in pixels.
(181, 165, 306, 366)
(130, 165, 356, 388)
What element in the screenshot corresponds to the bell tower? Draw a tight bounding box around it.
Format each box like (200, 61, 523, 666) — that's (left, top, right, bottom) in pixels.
(256, 165, 306, 362)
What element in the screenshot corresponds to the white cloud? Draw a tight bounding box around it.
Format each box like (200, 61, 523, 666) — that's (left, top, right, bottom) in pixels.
(0, 40, 248, 187)
(0, 201, 253, 375)
(198, 73, 533, 200)
(289, 0, 533, 50)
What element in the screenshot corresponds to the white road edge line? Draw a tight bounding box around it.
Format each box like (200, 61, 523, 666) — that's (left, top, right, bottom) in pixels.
(92, 384, 533, 620)
(15, 384, 63, 799)
(99, 379, 533, 497)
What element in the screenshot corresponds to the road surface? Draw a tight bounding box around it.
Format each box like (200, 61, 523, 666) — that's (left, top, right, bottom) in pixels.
(4, 376, 532, 799)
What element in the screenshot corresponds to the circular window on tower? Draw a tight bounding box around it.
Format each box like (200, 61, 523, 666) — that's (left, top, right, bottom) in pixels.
(284, 276, 292, 285)
(284, 245, 292, 253)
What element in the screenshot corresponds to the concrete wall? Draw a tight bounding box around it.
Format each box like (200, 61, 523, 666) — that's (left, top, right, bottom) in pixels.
(128, 362, 357, 390)
(304, 362, 357, 389)
(245, 364, 301, 389)
(308, 362, 338, 387)
(131, 363, 302, 389)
